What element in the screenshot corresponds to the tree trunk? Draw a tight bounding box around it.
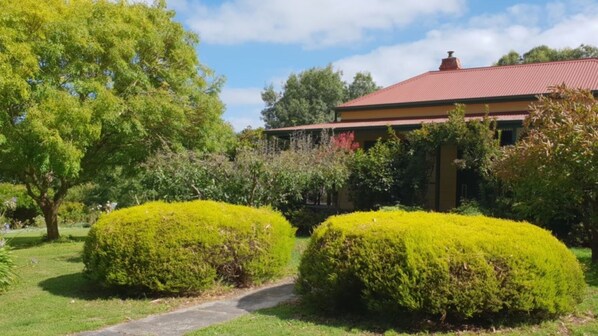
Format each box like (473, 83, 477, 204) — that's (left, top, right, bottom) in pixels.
(42, 203, 60, 241)
(22, 174, 69, 241)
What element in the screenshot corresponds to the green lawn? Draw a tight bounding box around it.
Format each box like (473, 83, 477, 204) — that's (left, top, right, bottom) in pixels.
(190, 248, 598, 336)
(0, 229, 309, 336)
(1, 228, 596, 336)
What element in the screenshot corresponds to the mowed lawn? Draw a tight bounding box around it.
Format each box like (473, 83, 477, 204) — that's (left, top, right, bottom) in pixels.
(1, 227, 597, 336)
(0, 228, 308, 336)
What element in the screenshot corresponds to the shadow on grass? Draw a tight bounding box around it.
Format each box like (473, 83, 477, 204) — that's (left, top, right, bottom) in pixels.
(575, 253, 598, 287)
(38, 272, 127, 301)
(251, 299, 558, 335)
(39, 272, 198, 301)
(6, 235, 87, 250)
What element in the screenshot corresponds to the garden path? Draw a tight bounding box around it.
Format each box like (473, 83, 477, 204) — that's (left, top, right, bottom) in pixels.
(77, 280, 295, 336)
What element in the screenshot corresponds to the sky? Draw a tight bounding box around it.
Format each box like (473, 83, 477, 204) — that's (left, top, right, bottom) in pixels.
(149, 0, 598, 131)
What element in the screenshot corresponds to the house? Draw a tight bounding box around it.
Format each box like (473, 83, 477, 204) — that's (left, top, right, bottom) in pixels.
(266, 53, 598, 211)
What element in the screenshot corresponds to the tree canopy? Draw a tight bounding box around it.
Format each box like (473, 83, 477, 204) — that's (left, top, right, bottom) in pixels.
(0, 0, 233, 239)
(261, 67, 380, 129)
(494, 86, 598, 262)
(496, 44, 598, 66)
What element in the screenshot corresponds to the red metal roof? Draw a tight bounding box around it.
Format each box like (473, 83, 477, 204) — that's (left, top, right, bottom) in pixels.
(339, 58, 598, 109)
(267, 112, 528, 133)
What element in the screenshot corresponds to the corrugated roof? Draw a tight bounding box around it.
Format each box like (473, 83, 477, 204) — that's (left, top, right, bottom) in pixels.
(339, 58, 598, 109)
(267, 112, 527, 133)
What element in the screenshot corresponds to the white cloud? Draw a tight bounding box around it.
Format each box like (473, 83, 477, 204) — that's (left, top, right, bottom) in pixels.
(181, 0, 465, 47)
(220, 87, 266, 131)
(334, 1, 598, 86)
(221, 87, 264, 106)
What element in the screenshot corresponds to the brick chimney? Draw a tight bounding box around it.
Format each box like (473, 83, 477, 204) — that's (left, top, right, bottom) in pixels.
(439, 51, 462, 71)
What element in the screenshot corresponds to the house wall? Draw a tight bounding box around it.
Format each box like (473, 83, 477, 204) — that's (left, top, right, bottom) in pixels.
(339, 101, 532, 121)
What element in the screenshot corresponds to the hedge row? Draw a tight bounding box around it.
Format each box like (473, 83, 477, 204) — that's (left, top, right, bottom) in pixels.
(83, 200, 295, 294)
(297, 211, 585, 321)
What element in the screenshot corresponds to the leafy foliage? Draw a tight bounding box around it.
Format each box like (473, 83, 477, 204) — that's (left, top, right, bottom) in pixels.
(297, 210, 585, 321)
(261, 65, 345, 128)
(0, 183, 39, 226)
(494, 86, 598, 261)
(347, 107, 500, 211)
(0, 0, 232, 239)
(284, 206, 344, 235)
(345, 72, 381, 102)
(496, 44, 598, 65)
(409, 105, 499, 177)
(57, 201, 88, 226)
(261, 67, 380, 129)
(0, 245, 14, 293)
(348, 131, 405, 209)
(125, 132, 353, 213)
(83, 200, 295, 294)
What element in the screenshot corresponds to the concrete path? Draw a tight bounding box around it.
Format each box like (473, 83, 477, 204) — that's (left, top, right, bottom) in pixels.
(78, 281, 295, 336)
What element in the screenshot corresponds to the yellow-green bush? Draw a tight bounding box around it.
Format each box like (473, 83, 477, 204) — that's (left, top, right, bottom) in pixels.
(0, 246, 15, 293)
(297, 211, 585, 321)
(58, 201, 88, 226)
(83, 200, 295, 294)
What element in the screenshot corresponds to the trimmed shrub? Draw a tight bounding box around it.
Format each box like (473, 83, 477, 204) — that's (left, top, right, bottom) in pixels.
(0, 246, 15, 293)
(83, 200, 295, 294)
(297, 211, 585, 321)
(58, 201, 89, 226)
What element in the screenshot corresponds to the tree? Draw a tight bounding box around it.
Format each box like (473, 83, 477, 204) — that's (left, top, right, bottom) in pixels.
(0, 0, 232, 240)
(345, 72, 381, 102)
(261, 67, 380, 129)
(494, 86, 598, 262)
(496, 44, 598, 65)
(261, 65, 345, 129)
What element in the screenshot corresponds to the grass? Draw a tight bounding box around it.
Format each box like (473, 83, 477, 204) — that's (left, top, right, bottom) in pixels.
(0, 228, 309, 336)
(1, 228, 596, 336)
(189, 248, 598, 336)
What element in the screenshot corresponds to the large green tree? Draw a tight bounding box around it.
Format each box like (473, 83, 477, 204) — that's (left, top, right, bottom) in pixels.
(345, 72, 382, 102)
(494, 86, 598, 262)
(261, 67, 379, 129)
(496, 44, 598, 65)
(0, 0, 232, 239)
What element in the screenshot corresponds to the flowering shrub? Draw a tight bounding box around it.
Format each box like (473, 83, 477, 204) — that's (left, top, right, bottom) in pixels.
(332, 132, 359, 152)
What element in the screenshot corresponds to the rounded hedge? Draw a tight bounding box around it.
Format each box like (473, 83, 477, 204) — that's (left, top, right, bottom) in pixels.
(83, 200, 295, 294)
(297, 211, 585, 321)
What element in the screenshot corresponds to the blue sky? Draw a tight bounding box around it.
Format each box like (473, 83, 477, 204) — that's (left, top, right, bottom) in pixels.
(146, 0, 598, 131)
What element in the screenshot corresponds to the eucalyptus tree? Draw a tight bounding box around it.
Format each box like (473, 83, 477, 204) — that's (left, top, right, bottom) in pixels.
(0, 0, 232, 239)
(496, 44, 598, 65)
(261, 67, 380, 129)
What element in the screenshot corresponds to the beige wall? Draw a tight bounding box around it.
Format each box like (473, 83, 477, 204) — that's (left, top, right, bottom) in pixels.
(340, 101, 532, 121)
